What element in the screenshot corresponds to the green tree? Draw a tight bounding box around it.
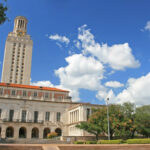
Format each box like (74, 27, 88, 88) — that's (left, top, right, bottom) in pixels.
(135, 105, 150, 137)
(0, 0, 8, 25)
(76, 107, 106, 140)
(76, 103, 136, 140)
(114, 103, 136, 139)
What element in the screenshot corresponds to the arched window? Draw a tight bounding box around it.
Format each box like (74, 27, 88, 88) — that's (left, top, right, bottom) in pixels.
(55, 128, 62, 136)
(31, 127, 39, 138)
(6, 127, 14, 138)
(43, 128, 50, 139)
(19, 127, 26, 138)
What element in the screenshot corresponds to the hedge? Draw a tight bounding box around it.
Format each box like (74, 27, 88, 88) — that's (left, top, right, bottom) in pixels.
(126, 139, 150, 144)
(74, 141, 85, 144)
(97, 139, 124, 144)
(74, 139, 150, 144)
(85, 141, 97, 144)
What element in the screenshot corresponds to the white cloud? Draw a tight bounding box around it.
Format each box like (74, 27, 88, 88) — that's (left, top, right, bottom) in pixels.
(31, 81, 54, 87)
(49, 34, 70, 45)
(117, 73, 150, 105)
(105, 81, 124, 88)
(78, 25, 140, 70)
(55, 54, 104, 101)
(144, 21, 150, 31)
(44, 25, 143, 104)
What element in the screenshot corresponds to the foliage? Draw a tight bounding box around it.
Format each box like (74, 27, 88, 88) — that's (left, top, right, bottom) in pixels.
(135, 105, 150, 137)
(73, 141, 85, 144)
(76, 103, 150, 140)
(126, 139, 150, 144)
(76, 107, 106, 140)
(47, 132, 58, 139)
(97, 139, 124, 144)
(0, 0, 8, 25)
(85, 141, 97, 144)
(114, 103, 136, 138)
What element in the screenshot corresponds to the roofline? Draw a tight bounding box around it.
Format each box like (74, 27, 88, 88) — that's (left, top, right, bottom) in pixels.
(0, 96, 105, 106)
(0, 82, 69, 93)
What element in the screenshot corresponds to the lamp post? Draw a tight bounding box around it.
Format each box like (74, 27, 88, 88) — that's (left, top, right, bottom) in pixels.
(106, 98, 110, 140)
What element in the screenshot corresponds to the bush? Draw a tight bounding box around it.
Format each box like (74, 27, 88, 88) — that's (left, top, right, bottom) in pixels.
(47, 132, 58, 139)
(74, 141, 85, 144)
(85, 141, 97, 144)
(97, 139, 124, 144)
(126, 139, 150, 144)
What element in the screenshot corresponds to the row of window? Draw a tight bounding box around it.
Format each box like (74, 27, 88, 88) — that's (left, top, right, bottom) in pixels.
(0, 109, 61, 122)
(10, 43, 26, 84)
(0, 88, 52, 99)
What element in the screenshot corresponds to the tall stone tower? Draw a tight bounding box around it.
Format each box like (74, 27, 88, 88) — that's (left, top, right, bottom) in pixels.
(1, 16, 33, 85)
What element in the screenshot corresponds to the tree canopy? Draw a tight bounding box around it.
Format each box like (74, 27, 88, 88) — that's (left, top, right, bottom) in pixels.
(76, 103, 150, 140)
(0, 0, 8, 25)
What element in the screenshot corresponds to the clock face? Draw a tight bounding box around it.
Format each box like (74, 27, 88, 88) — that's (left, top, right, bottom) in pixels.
(17, 31, 25, 37)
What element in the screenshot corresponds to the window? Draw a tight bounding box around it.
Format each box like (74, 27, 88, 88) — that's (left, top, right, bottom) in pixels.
(45, 112, 50, 121)
(33, 92, 37, 97)
(56, 112, 61, 122)
(57, 96, 62, 101)
(9, 110, 14, 121)
(0, 88, 3, 95)
(23, 91, 27, 97)
(86, 108, 90, 120)
(34, 111, 38, 123)
(21, 110, 26, 122)
(45, 93, 49, 99)
(11, 90, 16, 96)
(0, 109, 2, 119)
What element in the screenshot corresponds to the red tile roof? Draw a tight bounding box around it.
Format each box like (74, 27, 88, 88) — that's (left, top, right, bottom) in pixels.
(0, 83, 69, 93)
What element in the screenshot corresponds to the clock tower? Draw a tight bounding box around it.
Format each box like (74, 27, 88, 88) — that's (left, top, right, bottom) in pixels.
(1, 16, 33, 85)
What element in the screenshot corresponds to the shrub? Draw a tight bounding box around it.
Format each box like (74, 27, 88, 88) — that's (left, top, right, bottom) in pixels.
(97, 139, 124, 144)
(126, 139, 150, 144)
(74, 141, 85, 144)
(47, 132, 58, 139)
(85, 141, 97, 144)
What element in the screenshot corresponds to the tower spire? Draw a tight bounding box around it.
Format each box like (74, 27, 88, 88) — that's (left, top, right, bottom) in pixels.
(13, 16, 28, 35)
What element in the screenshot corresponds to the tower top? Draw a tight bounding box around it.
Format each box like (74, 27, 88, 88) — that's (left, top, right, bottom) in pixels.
(13, 16, 28, 34)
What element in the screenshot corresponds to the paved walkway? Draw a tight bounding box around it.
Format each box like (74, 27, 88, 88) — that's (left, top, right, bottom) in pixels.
(0, 144, 150, 150)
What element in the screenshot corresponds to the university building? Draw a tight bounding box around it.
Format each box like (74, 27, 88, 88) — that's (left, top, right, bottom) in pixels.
(0, 16, 102, 142)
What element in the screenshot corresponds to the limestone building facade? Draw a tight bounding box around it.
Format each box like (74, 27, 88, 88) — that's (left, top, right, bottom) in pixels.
(1, 16, 33, 85)
(0, 16, 102, 142)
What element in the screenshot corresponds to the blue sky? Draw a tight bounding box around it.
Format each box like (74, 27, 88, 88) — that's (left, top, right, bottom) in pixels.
(0, 0, 150, 105)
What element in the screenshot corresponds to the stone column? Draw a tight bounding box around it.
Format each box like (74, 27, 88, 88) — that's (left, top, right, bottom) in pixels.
(71, 112, 72, 123)
(14, 126, 19, 139)
(1, 125, 6, 138)
(27, 127, 31, 139)
(39, 127, 43, 139)
(75, 111, 77, 122)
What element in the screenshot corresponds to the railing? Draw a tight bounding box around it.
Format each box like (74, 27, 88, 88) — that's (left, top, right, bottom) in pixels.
(2, 118, 44, 123)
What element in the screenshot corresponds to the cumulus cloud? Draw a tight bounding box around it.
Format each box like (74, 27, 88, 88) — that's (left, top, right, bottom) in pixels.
(31, 81, 54, 87)
(55, 54, 104, 101)
(49, 34, 70, 45)
(117, 73, 150, 105)
(105, 81, 124, 88)
(78, 25, 140, 70)
(144, 21, 150, 31)
(44, 25, 143, 104)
